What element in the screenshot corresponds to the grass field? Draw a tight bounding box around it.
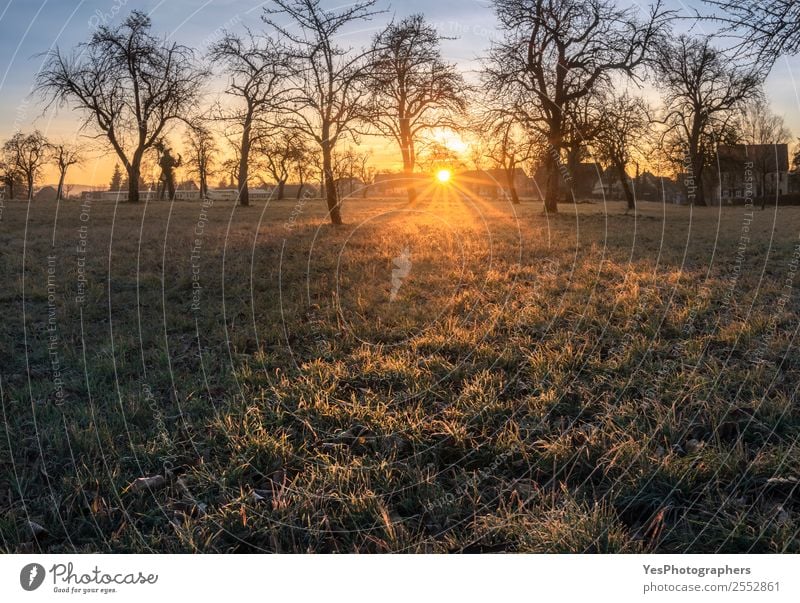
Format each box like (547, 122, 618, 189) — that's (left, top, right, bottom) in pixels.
(1, 190, 799, 553)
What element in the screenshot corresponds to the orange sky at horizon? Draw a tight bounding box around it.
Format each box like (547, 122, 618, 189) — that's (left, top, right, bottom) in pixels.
(28, 120, 476, 191)
(4, 1, 799, 192)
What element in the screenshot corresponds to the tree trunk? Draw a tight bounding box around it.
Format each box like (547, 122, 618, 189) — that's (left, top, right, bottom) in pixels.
(542, 119, 563, 213)
(27, 175, 34, 201)
(297, 172, 305, 200)
(238, 112, 252, 207)
(277, 179, 286, 200)
(199, 171, 207, 199)
(687, 132, 706, 207)
(544, 122, 562, 213)
(127, 152, 143, 203)
(616, 162, 635, 211)
(695, 186, 706, 206)
(128, 168, 140, 203)
(693, 159, 707, 207)
(400, 123, 417, 203)
(322, 142, 342, 225)
(56, 170, 66, 201)
(506, 167, 520, 204)
(544, 147, 560, 213)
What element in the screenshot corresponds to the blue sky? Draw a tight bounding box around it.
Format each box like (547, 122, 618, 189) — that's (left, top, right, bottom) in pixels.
(0, 0, 798, 185)
(0, 0, 495, 118)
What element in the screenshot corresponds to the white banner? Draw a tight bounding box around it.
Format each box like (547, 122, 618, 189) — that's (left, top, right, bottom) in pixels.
(1, 555, 798, 603)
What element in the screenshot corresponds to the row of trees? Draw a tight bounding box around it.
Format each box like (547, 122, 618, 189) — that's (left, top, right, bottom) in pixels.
(23, 0, 800, 222)
(1, 132, 81, 201)
(33, 2, 460, 224)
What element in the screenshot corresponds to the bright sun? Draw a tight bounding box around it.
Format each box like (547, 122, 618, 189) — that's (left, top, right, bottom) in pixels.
(436, 169, 452, 183)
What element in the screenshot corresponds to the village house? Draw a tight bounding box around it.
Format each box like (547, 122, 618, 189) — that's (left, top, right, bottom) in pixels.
(369, 173, 432, 197)
(456, 168, 537, 199)
(533, 162, 602, 201)
(717, 143, 790, 203)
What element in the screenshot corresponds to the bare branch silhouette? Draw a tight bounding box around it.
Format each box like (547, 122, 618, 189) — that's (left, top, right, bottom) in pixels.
(35, 11, 206, 203)
(366, 14, 467, 202)
(263, 0, 385, 225)
(483, 0, 671, 214)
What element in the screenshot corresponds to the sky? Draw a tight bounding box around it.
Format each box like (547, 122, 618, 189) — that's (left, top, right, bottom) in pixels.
(0, 0, 798, 187)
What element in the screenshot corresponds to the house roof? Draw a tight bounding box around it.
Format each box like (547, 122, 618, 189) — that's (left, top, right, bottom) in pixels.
(34, 185, 58, 201)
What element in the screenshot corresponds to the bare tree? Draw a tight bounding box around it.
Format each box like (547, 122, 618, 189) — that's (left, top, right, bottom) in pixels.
(332, 147, 373, 199)
(219, 133, 244, 190)
(483, 0, 669, 213)
(293, 142, 318, 199)
(355, 151, 375, 199)
(184, 121, 217, 199)
(737, 97, 791, 146)
(36, 11, 205, 203)
(263, 0, 384, 225)
(702, 0, 800, 66)
(477, 113, 541, 204)
(3, 131, 49, 201)
(655, 35, 761, 206)
(256, 130, 307, 200)
(736, 97, 792, 208)
(367, 14, 466, 202)
(593, 91, 652, 211)
(50, 141, 83, 201)
(209, 30, 289, 207)
(220, 158, 240, 189)
(0, 160, 22, 200)
(560, 92, 605, 203)
(416, 141, 465, 173)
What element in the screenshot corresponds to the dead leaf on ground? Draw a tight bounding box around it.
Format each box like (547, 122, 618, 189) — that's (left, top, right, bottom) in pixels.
(27, 520, 48, 540)
(128, 475, 166, 493)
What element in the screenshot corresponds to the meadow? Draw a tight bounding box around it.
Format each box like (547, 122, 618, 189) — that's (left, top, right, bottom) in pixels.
(1, 190, 799, 553)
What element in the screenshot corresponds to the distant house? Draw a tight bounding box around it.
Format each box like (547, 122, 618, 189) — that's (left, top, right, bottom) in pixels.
(80, 187, 275, 202)
(534, 162, 601, 201)
(80, 189, 104, 201)
(334, 177, 366, 198)
(571, 163, 604, 199)
(591, 169, 689, 205)
(789, 171, 800, 195)
(632, 171, 662, 202)
(206, 187, 274, 202)
(591, 167, 626, 199)
(282, 183, 318, 199)
(457, 168, 537, 199)
(659, 178, 687, 205)
(34, 186, 58, 202)
(717, 143, 790, 203)
(370, 173, 431, 197)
